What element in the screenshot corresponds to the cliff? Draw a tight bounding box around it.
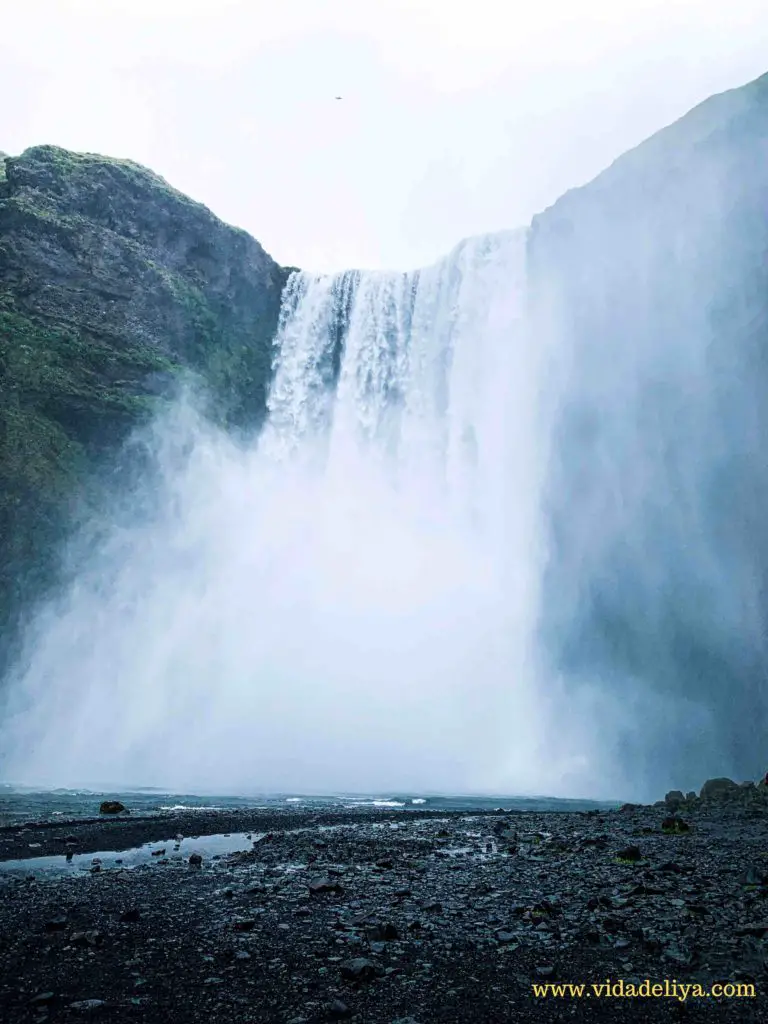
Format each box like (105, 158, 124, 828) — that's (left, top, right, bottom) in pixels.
(4, 69, 768, 790)
(529, 71, 768, 787)
(0, 145, 290, 657)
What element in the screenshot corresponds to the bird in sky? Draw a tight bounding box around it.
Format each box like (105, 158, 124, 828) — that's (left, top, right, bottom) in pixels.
(335, 96, 343, 100)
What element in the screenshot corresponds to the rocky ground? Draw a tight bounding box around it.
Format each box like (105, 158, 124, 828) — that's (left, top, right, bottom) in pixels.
(1, 784, 767, 1023)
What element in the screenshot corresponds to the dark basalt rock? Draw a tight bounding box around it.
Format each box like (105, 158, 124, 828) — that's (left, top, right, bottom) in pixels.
(29, 992, 54, 1006)
(661, 815, 690, 834)
(339, 957, 380, 982)
(98, 801, 126, 815)
(616, 845, 642, 862)
(308, 876, 344, 896)
(364, 922, 399, 942)
(232, 918, 257, 932)
(3, 801, 768, 1022)
(700, 778, 740, 801)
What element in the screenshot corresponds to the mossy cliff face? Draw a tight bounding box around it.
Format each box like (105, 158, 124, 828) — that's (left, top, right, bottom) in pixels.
(528, 72, 768, 786)
(0, 145, 290, 657)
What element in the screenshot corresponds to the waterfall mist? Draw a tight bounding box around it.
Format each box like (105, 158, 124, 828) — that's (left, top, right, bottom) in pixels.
(4, 108, 767, 804)
(0, 231, 603, 798)
(529, 86, 768, 796)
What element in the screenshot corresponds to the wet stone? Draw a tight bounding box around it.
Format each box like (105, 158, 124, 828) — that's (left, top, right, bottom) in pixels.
(309, 876, 344, 896)
(661, 816, 690, 834)
(736, 922, 768, 937)
(99, 801, 127, 814)
(3, 792, 768, 1022)
(741, 866, 766, 887)
(29, 992, 55, 1005)
(340, 957, 380, 982)
(616, 846, 642, 862)
(700, 778, 739, 801)
(365, 922, 399, 942)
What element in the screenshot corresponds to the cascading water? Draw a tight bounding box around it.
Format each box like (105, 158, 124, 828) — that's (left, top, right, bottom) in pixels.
(0, 230, 598, 798)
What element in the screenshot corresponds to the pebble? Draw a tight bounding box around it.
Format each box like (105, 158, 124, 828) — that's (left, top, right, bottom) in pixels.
(340, 957, 379, 981)
(5, 795, 768, 1022)
(29, 992, 55, 1005)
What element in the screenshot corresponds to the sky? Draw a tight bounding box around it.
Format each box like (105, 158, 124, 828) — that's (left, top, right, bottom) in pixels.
(2, 0, 768, 272)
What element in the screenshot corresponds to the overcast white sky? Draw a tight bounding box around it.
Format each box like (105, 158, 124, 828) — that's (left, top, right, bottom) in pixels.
(2, 0, 767, 271)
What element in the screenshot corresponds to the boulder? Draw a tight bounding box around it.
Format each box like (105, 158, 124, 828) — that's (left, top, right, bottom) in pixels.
(699, 778, 739, 801)
(661, 816, 690, 834)
(98, 800, 127, 814)
(339, 957, 380, 982)
(309, 876, 344, 896)
(616, 845, 642, 862)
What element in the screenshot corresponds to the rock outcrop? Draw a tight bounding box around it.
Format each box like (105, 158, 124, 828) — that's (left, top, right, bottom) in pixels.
(656, 776, 768, 813)
(0, 145, 291, 662)
(699, 778, 741, 802)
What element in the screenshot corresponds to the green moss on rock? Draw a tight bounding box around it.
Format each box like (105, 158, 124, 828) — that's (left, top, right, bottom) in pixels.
(0, 144, 290, 664)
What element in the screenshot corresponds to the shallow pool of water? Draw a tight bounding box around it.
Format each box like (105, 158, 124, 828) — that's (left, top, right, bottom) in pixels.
(0, 831, 265, 876)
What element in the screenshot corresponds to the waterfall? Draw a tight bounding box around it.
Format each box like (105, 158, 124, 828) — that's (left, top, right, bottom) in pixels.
(3, 196, 764, 802)
(0, 229, 598, 797)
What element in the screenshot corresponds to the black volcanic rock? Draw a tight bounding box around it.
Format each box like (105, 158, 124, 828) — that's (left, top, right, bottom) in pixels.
(3, 802, 766, 1022)
(98, 801, 127, 815)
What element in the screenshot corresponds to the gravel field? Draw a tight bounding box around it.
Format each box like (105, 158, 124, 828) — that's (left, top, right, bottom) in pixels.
(1, 792, 767, 1022)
